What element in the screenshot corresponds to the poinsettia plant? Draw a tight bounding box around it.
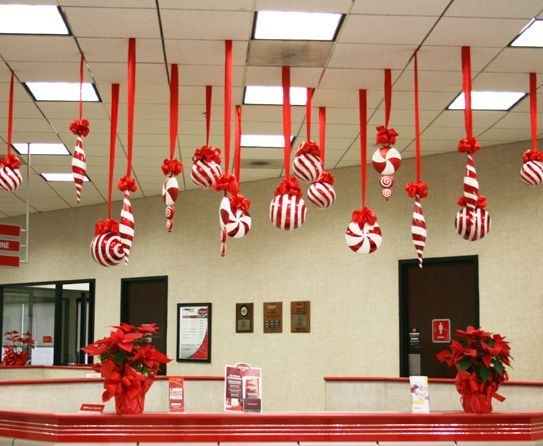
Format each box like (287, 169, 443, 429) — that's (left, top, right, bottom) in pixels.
(436, 326, 511, 413)
(2, 330, 34, 366)
(81, 323, 170, 403)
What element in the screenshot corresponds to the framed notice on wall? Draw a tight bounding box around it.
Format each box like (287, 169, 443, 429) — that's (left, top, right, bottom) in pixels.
(177, 303, 212, 363)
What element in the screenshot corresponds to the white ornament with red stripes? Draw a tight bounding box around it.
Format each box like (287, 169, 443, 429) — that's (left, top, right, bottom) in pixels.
(345, 220, 382, 255)
(462, 154, 479, 209)
(219, 196, 251, 238)
(411, 195, 427, 268)
(190, 159, 222, 190)
(269, 194, 307, 231)
(293, 152, 323, 183)
(90, 232, 124, 267)
(307, 181, 336, 209)
(119, 191, 135, 265)
(372, 146, 401, 175)
(0, 165, 22, 192)
(455, 207, 491, 241)
(520, 160, 543, 186)
(71, 136, 87, 202)
(162, 175, 179, 205)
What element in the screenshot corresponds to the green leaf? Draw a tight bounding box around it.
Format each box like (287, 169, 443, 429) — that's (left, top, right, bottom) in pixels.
(493, 358, 505, 375)
(478, 365, 491, 382)
(458, 358, 471, 372)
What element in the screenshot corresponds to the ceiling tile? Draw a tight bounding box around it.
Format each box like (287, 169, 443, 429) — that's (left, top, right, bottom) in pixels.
(485, 48, 543, 73)
(320, 69, 384, 90)
(256, 0, 352, 13)
(60, 0, 155, 6)
(246, 66, 324, 87)
(159, 0, 253, 10)
(445, 0, 543, 18)
(78, 38, 164, 63)
(352, 0, 449, 16)
(179, 65, 244, 87)
(0, 36, 79, 62)
(414, 46, 500, 72)
(429, 110, 507, 129)
(328, 44, 414, 69)
(9, 61, 83, 82)
(165, 40, 248, 66)
(393, 70, 460, 92)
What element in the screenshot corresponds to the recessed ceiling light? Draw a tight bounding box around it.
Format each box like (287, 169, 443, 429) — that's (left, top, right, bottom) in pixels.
(0, 5, 69, 35)
(241, 134, 294, 148)
(244, 86, 307, 105)
(447, 91, 526, 111)
(510, 19, 543, 47)
(253, 10, 343, 41)
(41, 173, 89, 183)
(13, 143, 70, 156)
(25, 82, 100, 102)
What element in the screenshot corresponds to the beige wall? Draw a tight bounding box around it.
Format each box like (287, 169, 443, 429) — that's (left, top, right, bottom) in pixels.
(0, 140, 541, 412)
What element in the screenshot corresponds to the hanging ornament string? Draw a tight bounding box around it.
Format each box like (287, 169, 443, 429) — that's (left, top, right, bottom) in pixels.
(283, 66, 292, 180)
(306, 88, 312, 141)
(384, 68, 392, 130)
(319, 106, 326, 166)
(169, 64, 178, 161)
(234, 105, 242, 182)
(375, 68, 398, 146)
(458, 46, 479, 154)
(359, 89, 368, 208)
(529, 72, 540, 153)
(6, 71, 14, 157)
(78, 55, 84, 121)
(206, 85, 212, 147)
(108, 84, 120, 219)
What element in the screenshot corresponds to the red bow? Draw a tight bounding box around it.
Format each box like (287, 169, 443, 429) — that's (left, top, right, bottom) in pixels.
(161, 158, 183, 176)
(117, 175, 138, 192)
(192, 145, 221, 164)
(454, 370, 505, 413)
(230, 194, 251, 212)
(274, 177, 302, 197)
(213, 173, 239, 195)
(405, 180, 428, 199)
(458, 136, 480, 154)
(375, 126, 398, 146)
(94, 218, 119, 236)
(352, 207, 377, 226)
(315, 170, 335, 185)
(523, 149, 543, 163)
(296, 140, 321, 157)
(457, 195, 487, 209)
(0, 154, 21, 170)
(69, 119, 90, 137)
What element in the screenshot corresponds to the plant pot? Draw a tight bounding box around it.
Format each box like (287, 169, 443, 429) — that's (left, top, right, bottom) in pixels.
(460, 391, 493, 414)
(114, 378, 153, 415)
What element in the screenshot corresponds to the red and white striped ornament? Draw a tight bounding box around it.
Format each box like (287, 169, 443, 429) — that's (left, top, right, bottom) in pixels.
(372, 146, 401, 176)
(220, 196, 251, 238)
(345, 218, 382, 255)
(119, 191, 135, 265)
(269, 194, 306, 231)
(71, 136, 87, 202)
(293, 145, 323, 183)
(411, 195, 427, 268)
(162, 175, 179, 232)
(308, 180, 336, 209)
(455, 207, 491, 241)
(191, 158, 222, 190)
(90, 232, 124, 267)
(520, 159, 543, 186)
(0, 162, 22, 192)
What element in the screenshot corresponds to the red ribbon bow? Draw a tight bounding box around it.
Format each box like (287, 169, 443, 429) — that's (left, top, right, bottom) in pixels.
(274, 177, 303, 197)
(117, 175, 138, 193)
(0, 154, 21, 170)
(94, 218, 119, 236)
(69, 119, 90, 137)
(315, 170, 335, 185)
(405, 180, 428, 199)
(161, 158, 183, 176)
(457, 195, 487, 209)
(192, 145, 221, 164)
(523, 148, 543, 163)
(296, 140, 321, 157)
(352, 207, 377, 226)
(458, 136, 480, 154)
(213, 173, 239, 195)
(229, 193, 251, 212)
(375, 126, 398, 146)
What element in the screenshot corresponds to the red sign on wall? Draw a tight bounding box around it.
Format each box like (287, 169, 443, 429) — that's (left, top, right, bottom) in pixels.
(0, 240, 19, 252)
(432, 319, 451, 343)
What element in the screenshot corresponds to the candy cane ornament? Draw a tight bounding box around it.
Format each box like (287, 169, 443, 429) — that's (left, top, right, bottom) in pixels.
(119, 189, 135, 264)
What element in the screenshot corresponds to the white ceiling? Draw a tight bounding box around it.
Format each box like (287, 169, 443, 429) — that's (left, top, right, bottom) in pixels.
(1, 0, 543, 217)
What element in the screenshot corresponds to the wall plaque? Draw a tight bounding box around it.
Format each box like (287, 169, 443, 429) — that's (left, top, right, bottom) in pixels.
(236, 303, 254, 333)
(263, 302, 282, 333)
(291, 301, 311, 333)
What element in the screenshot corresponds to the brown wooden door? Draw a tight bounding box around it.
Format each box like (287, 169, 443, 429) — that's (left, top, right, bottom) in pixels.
(399, 256, 479, 378)
(121, 276, 168, 375)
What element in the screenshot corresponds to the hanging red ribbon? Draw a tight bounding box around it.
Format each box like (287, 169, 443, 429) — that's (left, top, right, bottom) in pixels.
(79, 55, 84, 121)
(359, 89, 367, 208)
(282, 66, 292, 180)
(108, 84, 120, 219)
(306, 88, 312, 141)
(224, 40, 232, 174)
(6, 71, 14, 156)
(169, 64, 178, 161)
(234, 105, 242, 182)
(384, 68, 392, 129)
(375, 69, 397, 146)
(70, 55, 89, 137)
(206, 85, 212, 147)
(462, 46, 473, 140)
(319, 107, 326, 166)
(530, 72, 538, 151)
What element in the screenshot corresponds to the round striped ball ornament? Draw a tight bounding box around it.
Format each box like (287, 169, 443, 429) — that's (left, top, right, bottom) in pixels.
(0, 165, 22, 192)
(372, 146, 401, 175)
(454, 207, 491, 241)
(520, 160, 543, 186)
(308, 181, 336, 209)
(90, 232, 124, 267)
(269, 194, 307, 231)
(345, 220, 382, 254)
(293, 152, 323, 183)
(220, 196, 251, 238)
(190, 159, 222, 190)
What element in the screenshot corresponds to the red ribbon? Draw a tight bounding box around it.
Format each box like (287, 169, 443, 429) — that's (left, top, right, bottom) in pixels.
(224, 40, 232, 174)
(213, 173, 239, 195)
(192, 146, 221, 163)
(296, 140, 320, 157)
(458, 194, 486, 209)
(282, 66, 292, 179)
(6, 71, 14, 156)
(94, 218, 120, 236)
(352, 207, 377, 226)
(319, 107, 326, 166)
(108, 84, 119, 219)
(523, 148, 543, 163)
(458, 136, 480, 154)
(413, 51, 422, 182)
(316, 170, 335, 185)
(206, 85, 212, 147)
(125, 38, 136, 179)
(274, 177, 302, 197)
(0, 153, 20, 170)
(461, 47, 473, 139)
(455, 370, 505, 413)
(229, 193, 251, 212)
(234, 105, 242, 182)
(78, 54, 84, 121)
(169, 64, 179, 160)
(405, 181, 428, 199)
(384, 68, 392, 128)
(375, 125, 398, 146)
(118, 175, 137, 193)
(306, 88, 312, 141)
(359, 89, 367, 208)
(69, 119, 90, 137)
(161, 158, 183, 176)
(530, 72, 538, 151)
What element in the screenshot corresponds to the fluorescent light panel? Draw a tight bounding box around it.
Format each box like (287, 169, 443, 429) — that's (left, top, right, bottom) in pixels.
(244, 86, 307, 105)
(448, 91, 526, 111)
(510, 19, 543, 47)
(0, 5, 69, 35)
(25, 82, 100, 102)
(41, 173, 89, 182)
(13, 143, 69, 156)
(241, 134, 294, 148)
(254, 10, 342, 41)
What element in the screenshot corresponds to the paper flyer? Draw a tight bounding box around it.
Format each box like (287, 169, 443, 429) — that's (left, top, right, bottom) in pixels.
(169, 376, 185, 412)
(224, 363, 262, 412)
(409, 375, 430, 413)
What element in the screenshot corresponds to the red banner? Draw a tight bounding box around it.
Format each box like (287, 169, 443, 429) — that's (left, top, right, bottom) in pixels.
(0, 224, 20, 237)
(0, 255, 19, 267)
(0, 240, 19, 252)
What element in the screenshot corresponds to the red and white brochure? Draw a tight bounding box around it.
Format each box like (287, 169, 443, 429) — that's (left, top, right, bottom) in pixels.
(224, 363, 262, 413)
(169, 377, 185, 412)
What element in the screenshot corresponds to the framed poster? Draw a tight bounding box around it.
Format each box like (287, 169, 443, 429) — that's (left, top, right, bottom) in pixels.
(177, 303, 212, 362)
